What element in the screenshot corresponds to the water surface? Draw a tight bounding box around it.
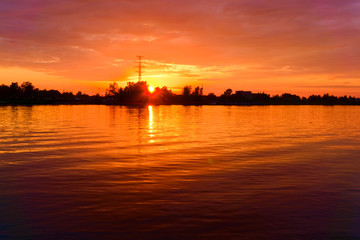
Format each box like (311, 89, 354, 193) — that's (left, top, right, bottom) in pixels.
(1, 105, 360, 239)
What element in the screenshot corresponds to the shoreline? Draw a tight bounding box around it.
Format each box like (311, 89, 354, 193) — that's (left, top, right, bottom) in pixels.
(1, 102, 360, 107)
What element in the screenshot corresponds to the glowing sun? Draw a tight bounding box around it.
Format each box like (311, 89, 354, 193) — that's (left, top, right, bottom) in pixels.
(148, 86, 155, 93)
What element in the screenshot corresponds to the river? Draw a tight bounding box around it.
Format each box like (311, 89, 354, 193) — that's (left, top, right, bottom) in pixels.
(1, 105, 360, 239)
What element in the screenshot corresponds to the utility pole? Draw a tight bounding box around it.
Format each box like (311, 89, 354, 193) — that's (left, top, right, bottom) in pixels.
(136, 56, 144, 82)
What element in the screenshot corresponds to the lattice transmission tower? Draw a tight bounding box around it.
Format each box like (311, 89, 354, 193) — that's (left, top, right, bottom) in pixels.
(136, 56, 144, 82)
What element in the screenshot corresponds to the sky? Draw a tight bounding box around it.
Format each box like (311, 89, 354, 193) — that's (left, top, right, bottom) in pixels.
(1, 0, 360, 96)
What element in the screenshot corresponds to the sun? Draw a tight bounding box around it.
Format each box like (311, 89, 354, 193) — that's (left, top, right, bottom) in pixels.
(148, 86, 155, 93)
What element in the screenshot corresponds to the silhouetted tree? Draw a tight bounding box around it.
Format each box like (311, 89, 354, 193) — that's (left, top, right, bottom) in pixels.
(9, 82, 21, 99)
(106, 82, 119, 97)
(280, 93, 301, 104)
(207, 92, 216, 99)
(148, 86, 175, 104)
(182, 86, 191, 97)
(192, 86, 203, 97)
(76, 91, 83, 97)
(223, 89, 232, 97)
(308, 95, 322, 104)
(0, 84, 10, 100)
(114, 81, 149, 104)
(21, 82, 36, 99)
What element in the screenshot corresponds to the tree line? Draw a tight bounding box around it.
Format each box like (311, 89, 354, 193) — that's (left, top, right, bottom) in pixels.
(0, 81, 359, 105)
(0, 82, 101, 104)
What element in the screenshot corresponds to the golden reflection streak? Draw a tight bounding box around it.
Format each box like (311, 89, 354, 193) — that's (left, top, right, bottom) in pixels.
(148, 105, 154, 143)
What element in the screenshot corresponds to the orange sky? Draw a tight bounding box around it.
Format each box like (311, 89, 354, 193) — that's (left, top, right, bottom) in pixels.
(1, 0, 360, 96)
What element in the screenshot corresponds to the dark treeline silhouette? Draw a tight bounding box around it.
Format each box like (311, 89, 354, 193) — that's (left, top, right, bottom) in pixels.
(105, 81, 176, 105)
(0, 81, 359, 105)
(0, 82, 102, 105)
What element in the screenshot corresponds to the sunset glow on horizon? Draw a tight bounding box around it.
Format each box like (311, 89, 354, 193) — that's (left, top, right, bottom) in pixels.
(1, 0, 360, 97)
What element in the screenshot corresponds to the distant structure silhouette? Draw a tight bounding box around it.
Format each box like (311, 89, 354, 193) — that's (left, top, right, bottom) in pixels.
(136, 56, 144, 82)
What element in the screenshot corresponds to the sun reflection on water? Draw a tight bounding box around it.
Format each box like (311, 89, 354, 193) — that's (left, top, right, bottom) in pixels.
(148, 105, 154, 143)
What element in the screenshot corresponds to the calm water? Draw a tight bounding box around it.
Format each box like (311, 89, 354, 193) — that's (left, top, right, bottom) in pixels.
(1, 105, 360, 239)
